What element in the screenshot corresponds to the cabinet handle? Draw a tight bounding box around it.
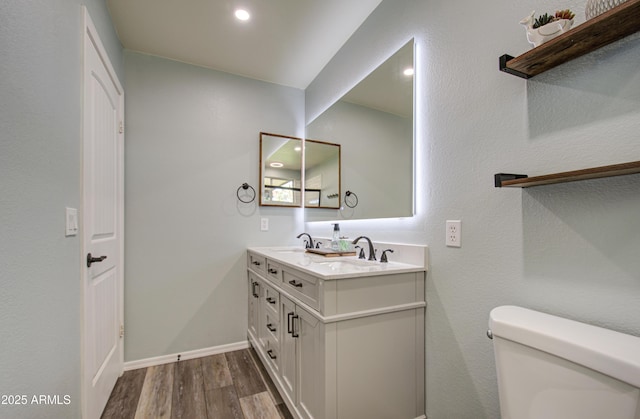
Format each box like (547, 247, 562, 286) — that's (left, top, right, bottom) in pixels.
(251, 282, 260, 298)
(288, 280, 303, 288)
(292, 314, 299, 338)
(267, 349, 277, 360)
(266, 297, 276, 304)
(287, 312, 294, 334)
(252, 260, 261, 266)
(268, 268, 278, 274)
(267, 323, 276, 332)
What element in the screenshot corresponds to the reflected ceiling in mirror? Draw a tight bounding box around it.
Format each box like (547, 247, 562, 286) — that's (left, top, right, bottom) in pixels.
(342, 41, 413, 119)
(260, 132, 303, 207)
(306, 39, 414, 220)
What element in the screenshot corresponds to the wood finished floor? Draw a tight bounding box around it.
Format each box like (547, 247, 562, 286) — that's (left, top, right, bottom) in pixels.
(101, 348, 293, 419)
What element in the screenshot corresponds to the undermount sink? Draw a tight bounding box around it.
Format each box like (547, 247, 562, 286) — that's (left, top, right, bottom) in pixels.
(315, 258, 386, 273)
(270, 247, 306, 253)
(328, 258, 379, 267)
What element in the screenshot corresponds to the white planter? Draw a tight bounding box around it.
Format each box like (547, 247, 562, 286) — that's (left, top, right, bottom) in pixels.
(520, 11, 574, 48)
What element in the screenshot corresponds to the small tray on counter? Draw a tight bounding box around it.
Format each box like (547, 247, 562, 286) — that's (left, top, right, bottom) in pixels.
(305, 248, 357, 257)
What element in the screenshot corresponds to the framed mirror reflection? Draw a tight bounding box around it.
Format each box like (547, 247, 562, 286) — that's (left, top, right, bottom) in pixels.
(260, 132, 302, 207)
(259, 132, 342, 209)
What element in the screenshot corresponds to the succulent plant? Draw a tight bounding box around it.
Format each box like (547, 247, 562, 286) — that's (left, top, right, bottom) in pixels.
(555, 9, 575, 20)
(533, 13, 555, 28)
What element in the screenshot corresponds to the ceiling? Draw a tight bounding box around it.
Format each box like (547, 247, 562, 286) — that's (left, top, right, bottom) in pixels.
(106, 0, 383, 89)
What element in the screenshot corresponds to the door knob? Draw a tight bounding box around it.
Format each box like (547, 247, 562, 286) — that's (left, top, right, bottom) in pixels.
(87, 253, 107, 267)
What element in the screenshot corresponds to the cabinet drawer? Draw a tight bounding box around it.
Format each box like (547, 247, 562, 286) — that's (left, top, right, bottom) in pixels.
(264, 338, 280, 374)
(266, 260, 283, 284)
(247, 252, 266, 275)
(263, 309, 280, 344)
(263, 283, 280, 315)
(283, 268, 320, 311)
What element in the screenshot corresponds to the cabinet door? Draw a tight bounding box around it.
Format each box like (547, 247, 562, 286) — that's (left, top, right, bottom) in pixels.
(296, 305, 323, 419)
(280, 296, 297, 404)
(248, 273, 262, 343)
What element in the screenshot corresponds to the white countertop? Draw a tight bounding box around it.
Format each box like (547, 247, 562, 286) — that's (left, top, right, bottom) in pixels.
(248, 246, 427, 280)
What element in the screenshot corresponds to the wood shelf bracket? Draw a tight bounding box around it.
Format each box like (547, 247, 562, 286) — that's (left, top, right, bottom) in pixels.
(494, 161, 640, 188)
(494, 173, 528, 188)
(499, 55, 530, 79)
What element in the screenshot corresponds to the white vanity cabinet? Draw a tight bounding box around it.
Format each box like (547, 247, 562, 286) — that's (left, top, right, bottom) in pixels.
(247, 248, 427, 419)
(280, 295, 325, 419)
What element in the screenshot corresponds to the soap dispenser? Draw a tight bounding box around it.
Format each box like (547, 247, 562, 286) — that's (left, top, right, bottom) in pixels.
(331, 223, 340, 251)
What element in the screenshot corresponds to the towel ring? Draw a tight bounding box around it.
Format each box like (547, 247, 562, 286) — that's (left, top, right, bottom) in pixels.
(237, 183, 256, 203)
(344, 190, 358, 208)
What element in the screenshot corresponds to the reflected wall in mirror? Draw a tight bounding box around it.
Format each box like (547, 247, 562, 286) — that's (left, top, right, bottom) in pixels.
(260, 132, 302, 207)
(304, 140, 341, 209)
(306, 39, 415, 220)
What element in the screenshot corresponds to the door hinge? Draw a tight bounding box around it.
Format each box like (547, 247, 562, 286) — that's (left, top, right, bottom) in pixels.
(119, 121, 124, 134)
(119, 324, 124, 338)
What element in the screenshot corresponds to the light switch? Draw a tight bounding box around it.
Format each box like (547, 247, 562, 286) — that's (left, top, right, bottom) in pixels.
(66, 207, 78, 236)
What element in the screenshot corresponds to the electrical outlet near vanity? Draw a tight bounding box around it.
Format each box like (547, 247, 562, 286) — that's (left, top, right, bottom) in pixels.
(247, 244, 428, 419)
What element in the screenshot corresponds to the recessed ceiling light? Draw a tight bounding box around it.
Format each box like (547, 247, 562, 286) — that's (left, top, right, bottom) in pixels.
(270, 162, 284, 168)
(294, 146, 302, 152)
(235, 9, 250, 21)
(403, 68, 414, 76)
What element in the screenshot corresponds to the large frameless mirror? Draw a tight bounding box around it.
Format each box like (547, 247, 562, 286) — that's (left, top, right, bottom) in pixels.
(306, 38, 415, 220)
(260, 132, 303, 207)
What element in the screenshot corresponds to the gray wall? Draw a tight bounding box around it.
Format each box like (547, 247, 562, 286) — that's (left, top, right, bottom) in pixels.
(0, 1, 122, 418)
(305, 0, 640, 418)
(123, 52, 305, 361)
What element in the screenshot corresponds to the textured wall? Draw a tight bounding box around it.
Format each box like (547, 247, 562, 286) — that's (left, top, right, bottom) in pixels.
(123, 52, 305, 361)
(305, 0, 640, 417)
(0, 1, 122, 418)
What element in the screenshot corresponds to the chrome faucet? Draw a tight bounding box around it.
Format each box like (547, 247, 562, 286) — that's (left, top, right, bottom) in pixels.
(296, 233, 314, 249)
(352, 236, 376, 261)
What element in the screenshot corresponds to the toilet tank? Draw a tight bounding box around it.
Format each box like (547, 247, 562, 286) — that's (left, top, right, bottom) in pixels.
(489, 305, 640, 419)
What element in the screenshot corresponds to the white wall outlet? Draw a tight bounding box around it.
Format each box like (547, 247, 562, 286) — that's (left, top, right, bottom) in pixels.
(260, 217, 269, 231)
(446, 220, 461, 247)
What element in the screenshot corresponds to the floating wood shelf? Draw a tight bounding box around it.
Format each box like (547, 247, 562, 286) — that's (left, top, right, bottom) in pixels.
(495, 161, 640, 188)
(500, 0, 640, 79)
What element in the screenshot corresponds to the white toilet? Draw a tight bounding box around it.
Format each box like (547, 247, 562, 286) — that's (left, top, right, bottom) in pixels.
(489, 305, 640, 419)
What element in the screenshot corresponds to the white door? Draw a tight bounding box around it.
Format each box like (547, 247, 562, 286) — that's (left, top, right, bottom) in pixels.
(82, 8, 124, 419)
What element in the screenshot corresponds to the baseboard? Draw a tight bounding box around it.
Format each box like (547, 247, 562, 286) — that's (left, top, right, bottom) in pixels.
(123, 340, 250, 371)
